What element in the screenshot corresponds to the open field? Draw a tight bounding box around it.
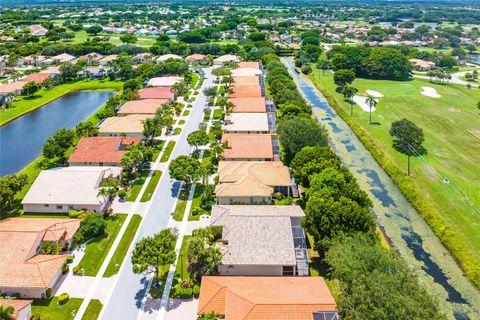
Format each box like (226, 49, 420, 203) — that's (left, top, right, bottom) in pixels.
(0, 79, 123, 126)
(310, 68, 480, 286)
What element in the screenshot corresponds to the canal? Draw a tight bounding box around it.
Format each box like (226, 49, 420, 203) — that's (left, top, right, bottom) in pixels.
(281, 57, 480, 319)
(0, 91, 115, 176)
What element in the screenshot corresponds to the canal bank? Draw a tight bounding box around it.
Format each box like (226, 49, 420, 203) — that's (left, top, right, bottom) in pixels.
(281, 57, 480, 319)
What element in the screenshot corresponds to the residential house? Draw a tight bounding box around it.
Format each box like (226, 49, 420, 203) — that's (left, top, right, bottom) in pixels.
(117, 99, 168, 116)
(99, 54, 118, 66)
(0, 218, 81, 298)
(409, 58, 435, 71)
(77, 66, 106, 79)
(186, 53, 206, 62)
(229, 97, 266, 113)
(237, 61, 261, 69)
(210, 205, 308, 276)
(232, 68, 262, 77)
(222, 133, 278, 161)
(134, 53, 154, 63)
(223, 113, 270, 134)
(233, 76, 261, 87)
(68, 136, 141, 166)
(17, 55, 47, 67)
(98, 114, 151, 137)
(0, 299, 32, 320)
(156, 54, 182, 62)
(0, 81, 27, 95)
(138, 87, 174, 100)
(51, 53, 76, 64)
(146, 76, 183, 87)
(76, 52, 104, 64)
(22, 166, 122, 213)
(29, 25, 48, 36)
(229, 85, 263, 98)
(216, 161, 293, 204)
(198, 276, 337, 320)
(23, 72, 52, 84)
(213, 54, 240, 66)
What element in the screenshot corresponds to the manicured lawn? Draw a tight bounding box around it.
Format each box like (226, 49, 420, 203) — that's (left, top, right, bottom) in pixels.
(182, 110, 190, 116)
(82, 299, 103, 320)
(160, 141, 176, 162)
(174, 235, 191, 281)
(126, 171, 150, 201)
(103, 214, 142, 277)
(149, 266, 170, 299)
(213, 108, 223, 120)
(310, 67, 480, 285)
(188, 185, 208, 221)
(173, 127, 181, 135)
(1, 79, 123, 126)
(76, 214, 127, 276)
(141, 170, 162, 202)
(178, 119, 186, 125)
(190, 73, 199, 88)
(151, 140, 166, 161)
(31, 297, 101, 320)
(173, 186, 189, 221)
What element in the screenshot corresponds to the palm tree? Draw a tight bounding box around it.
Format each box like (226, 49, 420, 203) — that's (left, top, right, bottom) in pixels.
(211, 140, 224, 164)
(0, 305, 15, 320)
(120, 154, 135, 172)
(365, 96, 377, 124)
(98, 186, 118, 203)
(223, 75, 234, 88)
(171, 82, 185, 101)
(142, 118, 161, 145)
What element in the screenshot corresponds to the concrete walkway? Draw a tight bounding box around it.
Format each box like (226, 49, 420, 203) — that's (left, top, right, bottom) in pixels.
(282, 57, 480, 320)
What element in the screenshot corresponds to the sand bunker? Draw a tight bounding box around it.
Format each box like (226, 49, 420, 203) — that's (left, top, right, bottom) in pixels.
(352, 95, 377, 112)
(421, 86, 441, 98)
(365, 90, 384, 98)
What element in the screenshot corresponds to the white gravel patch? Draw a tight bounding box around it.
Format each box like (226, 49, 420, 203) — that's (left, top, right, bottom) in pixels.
(365, 90, 384, 98)
(352, 95, 377, 112)
(421, 86, 441, 98)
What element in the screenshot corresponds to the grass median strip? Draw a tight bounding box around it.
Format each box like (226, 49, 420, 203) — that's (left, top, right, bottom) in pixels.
(140, 170, 162, 202)
(173, 186, 189, 221)
(76, 214, 127, 276)
(82, 299, 103, 320)
(103, 214, 142, 277)
(160, 141, 176, 162)
(125, 171, 149, 201)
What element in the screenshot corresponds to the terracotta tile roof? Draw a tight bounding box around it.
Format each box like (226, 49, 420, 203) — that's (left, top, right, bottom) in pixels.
(186, 54, 206, 61)
(138, 87, 174, 100)
(117, 99, 168, 115)
(24, 73, 51, 84)
(0, 218, 80, 289)
(229, 97, 266, 113)
(157, 54, 182, 62)
(0, 299, 32, 318)
(222, 134, 273, 160)
(214, 55, 240, 63)
(237, 62, 261, 69)
(198, 277, 337, 319)
(229, 85, 262, 98)
(68, 136, 141, 164)
(233, 76, 260, 87)
(216, 161, 291, 197)
(98, 114, 151, 135)
(99, 54, 117, 63)
(146, 76, 183, 87)
(232, 68, 262, 77)
(77, 52, 104, 61)
(0, 81, 27, 93)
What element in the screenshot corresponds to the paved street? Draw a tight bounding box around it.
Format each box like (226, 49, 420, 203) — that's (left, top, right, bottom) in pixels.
(98, 69, 214, 320)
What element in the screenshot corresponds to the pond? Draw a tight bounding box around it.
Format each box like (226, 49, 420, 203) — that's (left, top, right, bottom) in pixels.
(0, 91, 115, 176)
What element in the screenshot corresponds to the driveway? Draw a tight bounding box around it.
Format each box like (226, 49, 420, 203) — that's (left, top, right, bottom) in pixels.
(98, 69, 214, 320)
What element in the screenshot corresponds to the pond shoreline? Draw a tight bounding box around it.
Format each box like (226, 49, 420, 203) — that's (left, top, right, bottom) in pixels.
(0, 79, 123, 126)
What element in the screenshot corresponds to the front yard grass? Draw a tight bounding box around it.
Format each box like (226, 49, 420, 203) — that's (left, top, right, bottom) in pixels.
(151, 140, 166, 161)
(0, 79, 123, 126)
(126, 171, 149, 201)
(173, 186, 189, 221)
(149, 266, 170, 299)
(178, 119, 186, 125)
(182, 110, 190, 116)
(103, 214, 142, 277)
(213, 108, 223, 120)
(173, 127, 181, 135)
(174, 235, 191, 281)
(76, 214, 127, 276)
(31, 297, 102, 320)
(160, 141, 176, 162)
(190, 73, 199, 88)
(140, 170, 162, 202)
(188, 185, 208, 221)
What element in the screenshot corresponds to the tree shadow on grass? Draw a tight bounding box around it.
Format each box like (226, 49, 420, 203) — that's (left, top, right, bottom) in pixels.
(23, 94, 42, 100)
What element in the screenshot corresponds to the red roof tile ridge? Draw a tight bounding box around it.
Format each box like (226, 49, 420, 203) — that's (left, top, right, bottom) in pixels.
(198, 277, 225, 313)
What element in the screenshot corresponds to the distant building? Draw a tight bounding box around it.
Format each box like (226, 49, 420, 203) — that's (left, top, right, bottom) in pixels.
(117, 99, 168, 116)
(29, 25, 48, 36)
(222, 134, 277, 161)
(213, 54, 240, 66)
(409, 58, 435, 71)
(98, 114, 152, 137)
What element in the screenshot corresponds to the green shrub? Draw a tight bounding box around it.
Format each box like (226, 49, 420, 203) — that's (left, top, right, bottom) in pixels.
(118, 189, 127, 199)
(193, 285, 200, 298)
(66, 255, 74, 264)
(45, 288, 52, 299)
(68, 209, 84, 218)
(74, 213, 107, 243)
(39, 242, 61, 254)
(58, 293, 69, 305)
(171, 284, 193, 299)
(72, 265, 84, 275)
(62, 263, 69, 275)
